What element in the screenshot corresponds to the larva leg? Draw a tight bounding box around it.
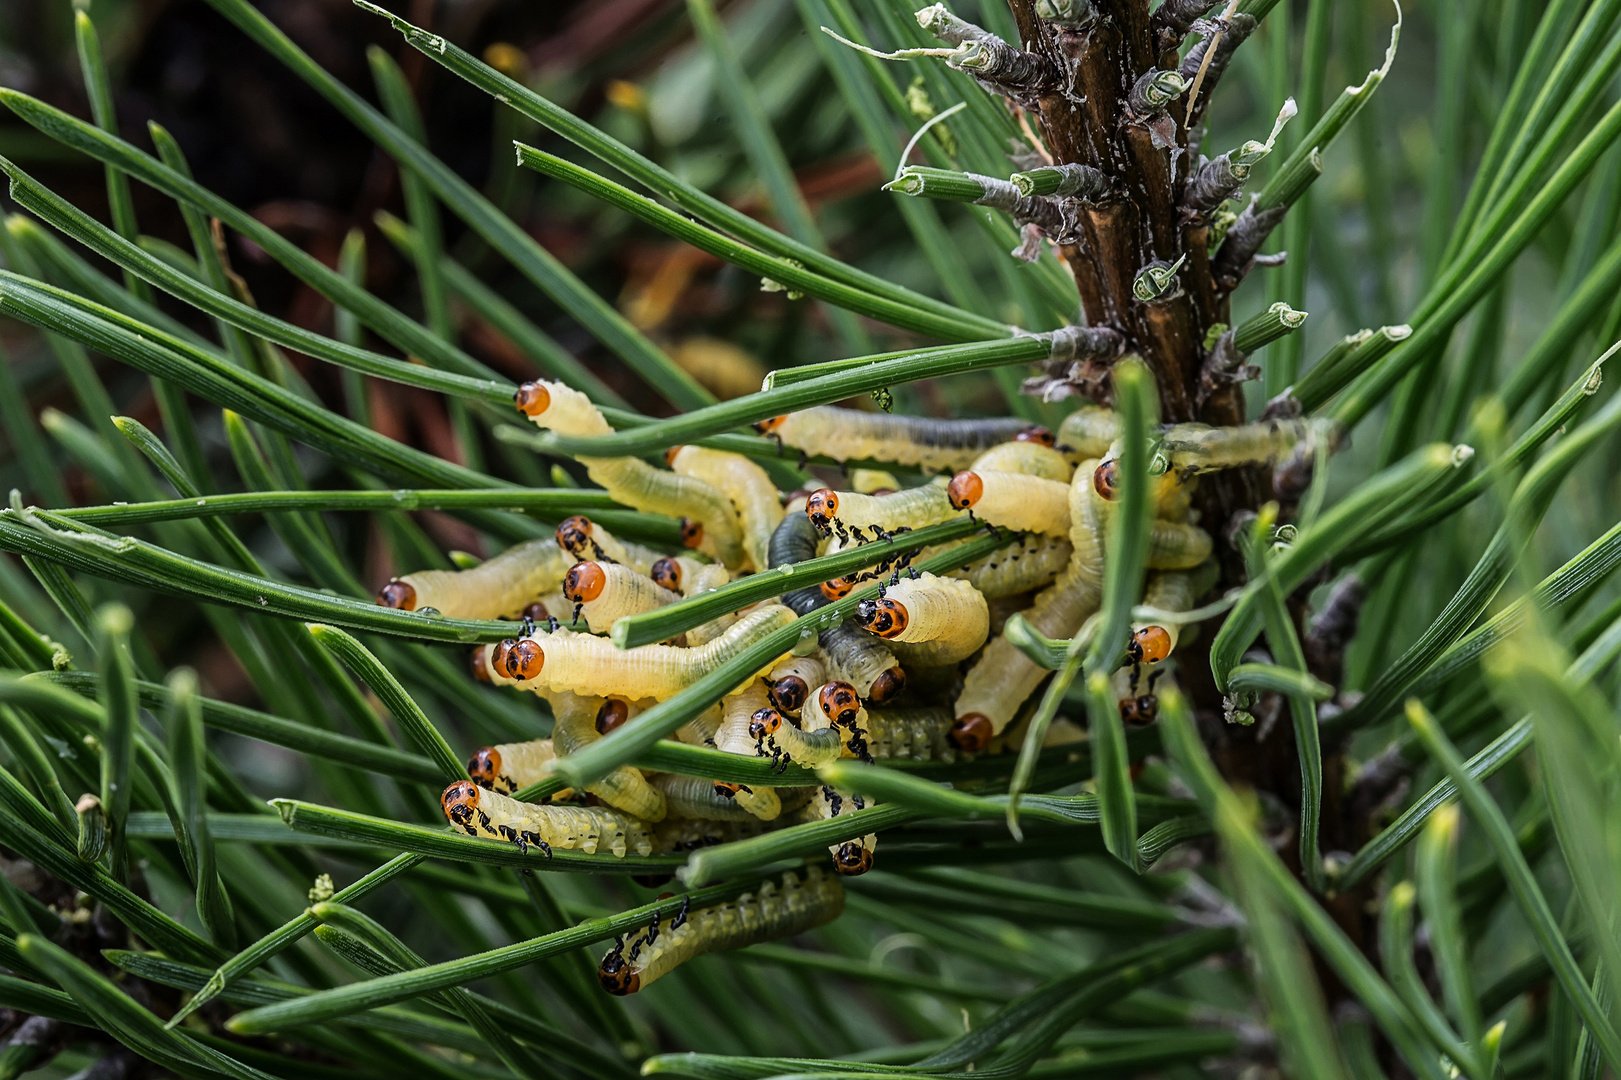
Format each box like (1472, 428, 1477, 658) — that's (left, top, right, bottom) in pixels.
(668, 445, 784, 573)
(377, 537, 570, 619)
(804, 483, 956, 541)
(466, 738, 573, 798)
(749, 706, 844, 770)
(854, 572, 988, 667)
(797, 786, 876, 876)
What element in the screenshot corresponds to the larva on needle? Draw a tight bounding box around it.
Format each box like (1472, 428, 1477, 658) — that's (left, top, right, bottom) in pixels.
(544, 691, 667, 821)
(376, 537, 569, 618)
(795, 785, 877, 876)
(441, 780, 653, 857)
(466, 738, 571, 797)
(946, 470, 1072, 536)
(754, 407, 1036, 473)
(854, 572, 989, 667)
(804, 483, 955, 540)
(651, 555, 737, 645)
(1056, 404, 1122, 462)
(667, 445, 783, 572)
(561, 560, 680, 633)
(1158, 417, 1319, 475)
(969, 439, 1074, 482)
(555, 515, 665, 576)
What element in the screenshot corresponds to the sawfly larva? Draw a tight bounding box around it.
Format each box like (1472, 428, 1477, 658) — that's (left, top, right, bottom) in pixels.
(710, 781, 784, 821)
(1056, 404, 1121, 461)
(969, 440, 1074, 482)
(749, 705, 845, 770)
(804, 483, 955, 541)
(1126, 562, 1217, 667)
(715, 680, 774, 757)
(652, 773, 760, 822)
(946, 470, 1072, 536)
(518, 380, 745, 567)
(376, 538, 569, 618)
(562, 560, 681, 633)
(767, 515, 906, 703)
(1090, 459, 1192, 521)
(862, 707, 956, 762)
(651, 555, 737, 644)
(854, 573, 989, 667)
(466, 739, 576, 800)
(651, 816, 773, 853)
(545, 691, 667, 821)
(1157, 417, 1318, 475)
(667, 445, 783, 572)
(501, 604, 797, 700)
(754, 407, 1037, 473)
(767, 655, 826, 716)
(948, 533, 1073, 599)
(596, 868, 844, 994)
(441, 780, 653, 857)
(556, 515, 663, 576)
(795, 786, 877, 876)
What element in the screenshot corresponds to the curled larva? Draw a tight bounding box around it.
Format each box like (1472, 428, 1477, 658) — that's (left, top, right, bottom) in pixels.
(711, 781, 783, 821)
(1090, 459, 1193, 521)
(862, 707, 955, 762)
(597, 868, 844, 994)
(948, 533, 1074, 599)
(946, 470, 1072, 536)
(1158, 417, 1318, 474)
(804, 482, 955, 541)
(795, 785, 877, 876)
(969, 440, 1074, 482)
(1056, 404, 1121, 461)
(544, 691, 667, 821)
(651, 555, 737, 645)
(652, 773, 759, 822)
(517, 380, 745, 567)
(854, 573, 989, 667)
(441, 780, 653, 857)
(667, 445, 783, 572)
(748, 704, 845, 769)
(754, 406, 1038, 473)
(562, 560, 681, 633)
(466, 738, 575, 799)
(766, 655, 826, 716)
(767, 514, 906, 703)
(715, 680, 773, 757)
(502, 605, 797, 700)
(376, 538, 570, 618)
(556, 515, 664, 576)
(1128, 562, 1218, 667)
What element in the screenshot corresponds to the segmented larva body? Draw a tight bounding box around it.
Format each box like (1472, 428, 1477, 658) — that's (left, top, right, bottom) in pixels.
(597, 869, 845, 994)
(441, 781, 654, 857)
(946, 470, 1071, 536)
(674, 701, 723, 746)
(755, 407, 1036, 473)
(1158, 417, 1315, 475)
(850, 468, 901, 494)
(561, 560, 681, 634)
(795, 786, 877, 876)
(467, 738, 573, 798)
(516, 380, 745, 567)
(668, 445, 783, 573)
(715, 681, 772, 757)
(949, 534, 1074, 599)
(652, 816, 772, 853)
(1057, 405, 1121, 461)
(854, 573, 988, 667)
(651, 555, 736, 645)
(1085, 471, 1211, 569)
(502, 605, 797, 700)
(556, 515, 663, 576)
(722, 783, 784, 821)
(544, 691, 667, 822)
(751, 704, 846, 768)
(969, 441, 1074, 482)
(863, 708, 956, 762)
(766, 514, 906, 703)
(1128, 563, 1217, 668)
(804, 483, 955, 539)
(651, 773, 759, 822)
(766, 656, 826, 716)
(1090, 459, 1193, 521)
(376, 538, 569, 618)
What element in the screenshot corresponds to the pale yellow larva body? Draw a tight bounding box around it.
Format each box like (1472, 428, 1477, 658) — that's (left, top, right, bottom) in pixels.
(861, 573, 988, 667)
(1057, 405, 1121, 461)
(714, 681, 773, 757)
(960, 471, 1072, 536)
(510, 605, 797, 700)
(674, 701, 723, 746)
(569, 562, 681, 634)
(1130, 562, 1219, 663)
(850, 468, 902, 493)
(969, 441, 1074, 482)
(387, 538, 570, 618)
(670, 446, 784, 573)
(949, 534, 1073, 598)
(1086, 483, 1213, 568)
(520, 380, 746, 567)
(557, 518, 664, 576)
(445, 784, 653, 857)
(767, 407, 1031, 473)
(795, 785, 877, 875)
(652, 774, 760, 822)
(863, 708, 955, 762)
(814, 628, 902, 703)
(660, 557, 736, 645)
(731, 785, 783, 821)
(764, 713, 845, 768)
(814, 481, 956, 536)
(467, 738, 576, 801)
(1159, 417, 1314, 474)
(543, 691, 667, 821)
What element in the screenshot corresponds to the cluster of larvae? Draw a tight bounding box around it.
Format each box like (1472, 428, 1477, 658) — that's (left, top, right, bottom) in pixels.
(379, 380, 1316, 992)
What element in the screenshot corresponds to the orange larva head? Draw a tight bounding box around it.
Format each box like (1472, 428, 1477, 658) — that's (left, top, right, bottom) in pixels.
(521, 601, 550, 623)
(832, 841, 874, 876)
(753, 416, 788, 435)
(563, 562, 607, 603)
(504, 640, 544, 680)
(1119, 694, 1159, 726)
(949, 712, 994, 753)
(769, 675, 810, 714)
(442, 780, 482, 827)
(664, 446, 686, 467)
(514, 381, 551, 417)
(556, 515, 593, 555)
(868, 666, 905, 704)
(598, 954, 640, 995)
(1130, 625, 1174, 664)
(470, 647, 492, 683)
(820, 576, 858, 602)
(376, 580, 417, 610)
(713, 781, 741, 798)
(855, 597, 909, 639)
(817, 681, 862, 727)
(489, 639, 516, 677)
(804, 490, 839, 530)
(946, 471, 983, 510)
(596, 699, 629, 734)
(679, 518, 704, 549)
(1015, 425, 1056, 447)
(748, 707, 783, 741)
(651, 557, 683, 591)
(467, 747, 502, 789)
(1092, 459, 1121, 500)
